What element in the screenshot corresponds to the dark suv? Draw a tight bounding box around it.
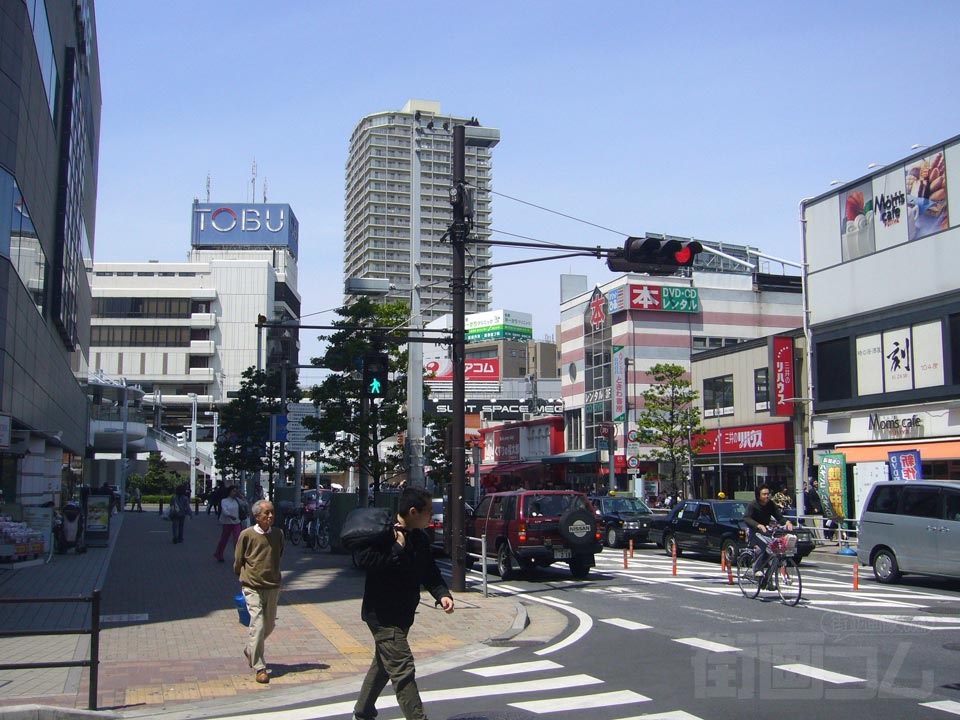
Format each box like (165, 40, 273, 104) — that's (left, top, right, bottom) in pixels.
(590, 494, 655, 548)
(467, 490, 601, 579)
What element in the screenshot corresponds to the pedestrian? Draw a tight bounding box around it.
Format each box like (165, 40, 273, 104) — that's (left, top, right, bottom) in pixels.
(234, 499, 283, 684)
(129, 486, 143, 512)
(170, 483, 192, 544)
(208, 483, 226, 516)
(804, 481, 824, 541)
(214, 485, 243, 562)
(353, 487, 454, 720)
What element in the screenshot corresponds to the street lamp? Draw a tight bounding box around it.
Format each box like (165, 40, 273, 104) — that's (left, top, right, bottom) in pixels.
(188, 393, 198, 498)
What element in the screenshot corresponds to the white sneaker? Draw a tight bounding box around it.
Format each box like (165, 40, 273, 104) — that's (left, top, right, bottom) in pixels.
(754, 570, 765, 578)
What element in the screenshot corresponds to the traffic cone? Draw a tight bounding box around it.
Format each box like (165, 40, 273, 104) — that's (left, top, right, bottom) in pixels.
(623, 548, 628, 569)
(727, 559, 734, 585)
(629, 538, 634, 558)
(672, 540, 677, 576)
(853, 562, 859, 590)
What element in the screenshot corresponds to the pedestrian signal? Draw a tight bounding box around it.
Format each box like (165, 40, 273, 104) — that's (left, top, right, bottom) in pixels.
(363, 354, 389, 397)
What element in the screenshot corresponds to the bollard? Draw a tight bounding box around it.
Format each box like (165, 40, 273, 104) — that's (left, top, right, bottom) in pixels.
(623, 548, 628, 569)
(721, 553, 727, 573)
(629, 538, 634, 558)
(671, 540, 677, 576)
(853, 562, 859, 590)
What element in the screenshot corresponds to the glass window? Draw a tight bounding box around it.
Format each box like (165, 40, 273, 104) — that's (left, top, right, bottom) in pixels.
(866, 484, 902, 514)
(945, 490, 960, 522)
(754, 368, 769, 406)
(703, 375, 734, 416)
(900, 487, 941, 519)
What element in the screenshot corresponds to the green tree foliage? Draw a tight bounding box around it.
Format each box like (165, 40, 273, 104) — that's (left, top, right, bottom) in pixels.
(636, 363, 707, 494)
(215, 366, 301, 495)
(140, 453, 179, 495)
(305, 298, 411, 490)
(424, 415, 452, 491)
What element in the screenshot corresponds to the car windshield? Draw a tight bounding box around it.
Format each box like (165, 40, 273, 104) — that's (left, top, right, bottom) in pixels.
(713, 502, 749, 523)
(604, 497, 650, 514)
(526, 494, 587, 517)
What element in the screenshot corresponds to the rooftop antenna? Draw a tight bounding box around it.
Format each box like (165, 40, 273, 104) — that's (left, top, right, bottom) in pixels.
(205, 173, 211, 203)
(263, 177, 268, 203)
(251, 158, 257, 203)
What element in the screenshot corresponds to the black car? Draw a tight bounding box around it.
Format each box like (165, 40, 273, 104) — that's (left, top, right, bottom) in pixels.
(648, 499, 815, 565)
(590, 494, 655, 548)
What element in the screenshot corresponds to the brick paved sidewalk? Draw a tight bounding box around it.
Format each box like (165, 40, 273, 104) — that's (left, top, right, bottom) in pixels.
(0, 509, 525, 714)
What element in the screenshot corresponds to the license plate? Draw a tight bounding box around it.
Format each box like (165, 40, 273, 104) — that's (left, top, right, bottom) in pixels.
(554, 548, 572, 559)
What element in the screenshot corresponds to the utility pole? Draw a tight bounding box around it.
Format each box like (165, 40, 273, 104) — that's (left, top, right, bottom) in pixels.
(407, 122, 425, 489)
(449, 125, 468, 592)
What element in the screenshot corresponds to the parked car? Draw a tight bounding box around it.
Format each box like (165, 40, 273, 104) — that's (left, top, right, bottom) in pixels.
(427, 498, 474, 554)
(589, 494, 655, 548)
(857, 480, 960, 584)
(649, 499, 815, 566)
(467, 490, 602, 579)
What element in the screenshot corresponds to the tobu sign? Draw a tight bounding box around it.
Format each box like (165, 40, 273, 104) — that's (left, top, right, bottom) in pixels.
(191, 202, 299, 258)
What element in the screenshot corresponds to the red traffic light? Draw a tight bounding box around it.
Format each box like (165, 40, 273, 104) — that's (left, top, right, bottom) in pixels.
(607, 236, 703, 273)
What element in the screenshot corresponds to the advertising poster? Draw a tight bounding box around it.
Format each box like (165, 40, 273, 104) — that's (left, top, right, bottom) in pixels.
(904, 149, 949, 241)
(612, 345, 627, 422)
(882, 327, 913, 392)
(872, 169, 909, 251)
(853, 462, 888, 519)
(839, 182, 875, 261)
(85, 494, 111, 533)
(888, 449, 922, 482)
(816, 453, 847, 519)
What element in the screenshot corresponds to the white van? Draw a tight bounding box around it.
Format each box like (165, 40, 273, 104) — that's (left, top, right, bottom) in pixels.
(857, 480, 960, 584)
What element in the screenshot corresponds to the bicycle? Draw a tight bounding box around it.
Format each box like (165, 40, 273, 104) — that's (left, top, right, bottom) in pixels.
(283, 508, 303, 546)
(736, 528, 802, 606)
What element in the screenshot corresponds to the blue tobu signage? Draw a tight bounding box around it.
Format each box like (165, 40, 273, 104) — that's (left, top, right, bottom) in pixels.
(191, 203, 299, 258)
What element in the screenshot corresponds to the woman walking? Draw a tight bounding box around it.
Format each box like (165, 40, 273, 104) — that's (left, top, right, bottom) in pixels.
(214, 485, 243, 562)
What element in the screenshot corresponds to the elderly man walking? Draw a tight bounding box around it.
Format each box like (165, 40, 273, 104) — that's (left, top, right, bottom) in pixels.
(234, 499, 284, 684)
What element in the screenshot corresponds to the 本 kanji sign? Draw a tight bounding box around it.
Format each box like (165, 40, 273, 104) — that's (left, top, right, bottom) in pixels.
(621, 284, 700, 313)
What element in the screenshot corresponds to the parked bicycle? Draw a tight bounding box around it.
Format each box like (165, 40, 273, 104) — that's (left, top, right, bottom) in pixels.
(736, 527, 802, 606)
(304, 506, 330, 550)
(283, 507, 303, 546)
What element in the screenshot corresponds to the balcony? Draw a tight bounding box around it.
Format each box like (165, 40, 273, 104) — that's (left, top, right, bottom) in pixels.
(188, 367, 215, 381)
(189, 340, 215, 355)
(190, 313, 216, 329)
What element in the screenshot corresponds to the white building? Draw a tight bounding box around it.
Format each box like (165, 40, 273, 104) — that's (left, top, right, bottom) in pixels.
(343, 99, 495, 320)
(89, 201, 301, 424)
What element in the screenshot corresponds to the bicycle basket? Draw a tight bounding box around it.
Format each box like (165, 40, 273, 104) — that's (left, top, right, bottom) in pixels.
(769, 534, 797, 556)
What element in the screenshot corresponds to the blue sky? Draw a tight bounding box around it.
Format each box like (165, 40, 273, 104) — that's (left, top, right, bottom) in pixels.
(93, 1, 960, 367)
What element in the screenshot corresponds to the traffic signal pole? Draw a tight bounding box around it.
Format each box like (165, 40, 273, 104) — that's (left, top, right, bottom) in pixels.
(449, 125, 468, 593)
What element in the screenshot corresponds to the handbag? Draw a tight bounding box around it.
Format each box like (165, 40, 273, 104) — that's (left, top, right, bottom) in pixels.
(340, 507, 395, 551)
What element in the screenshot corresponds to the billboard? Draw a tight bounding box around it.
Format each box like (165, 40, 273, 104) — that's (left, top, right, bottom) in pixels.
(466, 309, 533, 343)
(191, 203, 299, 259)
(424, 358, 500, 382)
(770, 336, 795, 416)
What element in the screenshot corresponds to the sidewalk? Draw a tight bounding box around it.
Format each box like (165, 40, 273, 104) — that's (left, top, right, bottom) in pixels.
(0, 508, 533, 715)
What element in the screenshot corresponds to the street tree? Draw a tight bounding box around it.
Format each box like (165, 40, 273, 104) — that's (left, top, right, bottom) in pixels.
(304, 298, 411, 491)
(636, 362, 707, 496)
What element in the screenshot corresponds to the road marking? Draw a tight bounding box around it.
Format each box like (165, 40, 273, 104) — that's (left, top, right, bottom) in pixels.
(807, 600, 924, 608)
(920, 700, 960, 715)
(673, 637, 741, 653)
(207, 675, 604, 720)
(610, 713, 704, 720)
(775, 663, 864, 684)
(601, 618, 652, 630)
(465, 660, 563, 677)
(510, 689, 651, 713)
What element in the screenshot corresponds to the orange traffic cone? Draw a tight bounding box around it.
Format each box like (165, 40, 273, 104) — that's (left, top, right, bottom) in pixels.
(672, 541, 678, 576)
(623, 548, 628, 569)
(853, 562, 859, 590)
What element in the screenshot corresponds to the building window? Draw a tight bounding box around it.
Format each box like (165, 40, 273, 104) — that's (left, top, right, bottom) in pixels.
(754, 368, 769, 411)
(188, 355, 209, 369)
(90, 326, 191, 347)
(816, 337, 852, 402)
(703, 375, 734, 417)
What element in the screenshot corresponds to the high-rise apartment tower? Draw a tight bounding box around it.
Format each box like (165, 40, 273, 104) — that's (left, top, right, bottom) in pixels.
(343, 100, 494, 319)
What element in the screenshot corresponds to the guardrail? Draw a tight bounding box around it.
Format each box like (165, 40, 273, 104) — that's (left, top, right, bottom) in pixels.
(465, 535, 488, 597)
(0, 589, 101, 709)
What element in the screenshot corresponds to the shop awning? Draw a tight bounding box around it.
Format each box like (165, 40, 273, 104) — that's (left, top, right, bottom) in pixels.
(479, 462, 543, 475)
(540, 450, 598, 465)
(834, 438, 960, 463)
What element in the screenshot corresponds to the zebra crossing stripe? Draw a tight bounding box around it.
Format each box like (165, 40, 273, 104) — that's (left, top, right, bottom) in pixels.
(775, 663, 864, 684)
(510, 689, 651, 713)
(598, 713, 704, 720)
(601, 618, 652, 630)
(920, 700, 960, 715)
(465, 660, 563, 677)
(673, 637, 741, 653)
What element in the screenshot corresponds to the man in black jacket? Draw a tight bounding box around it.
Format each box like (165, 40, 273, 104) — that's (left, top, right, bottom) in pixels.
(353, 487, 454, 720)
(743, 484, 794, 576)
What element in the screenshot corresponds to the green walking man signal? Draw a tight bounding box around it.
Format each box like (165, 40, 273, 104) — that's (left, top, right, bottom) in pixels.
(363, 353, 389, 397)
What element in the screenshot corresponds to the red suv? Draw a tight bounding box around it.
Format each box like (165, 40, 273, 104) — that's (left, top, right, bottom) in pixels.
(467, 490, 602, 579)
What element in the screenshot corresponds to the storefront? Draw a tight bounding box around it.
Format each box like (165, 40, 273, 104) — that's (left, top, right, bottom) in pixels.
(692, 421, 795, 499)
(478, 417, 565, 492)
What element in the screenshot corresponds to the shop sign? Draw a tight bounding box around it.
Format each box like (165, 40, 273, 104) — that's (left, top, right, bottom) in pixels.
(771, 336, 795, 416)
(613, 346, 627, 421)
(816, 453, 848, 520)
(490, 427, 520, 463)
(888, 450, 922, 481)
(694, 423, 791, 454)
(617, 284, 700, 313)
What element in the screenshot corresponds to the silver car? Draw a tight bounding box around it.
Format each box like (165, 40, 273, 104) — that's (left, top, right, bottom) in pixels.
(857, 480, 960, 583)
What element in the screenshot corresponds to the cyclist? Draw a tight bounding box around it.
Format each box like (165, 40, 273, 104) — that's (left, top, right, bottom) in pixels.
(743, 484, 794, 577)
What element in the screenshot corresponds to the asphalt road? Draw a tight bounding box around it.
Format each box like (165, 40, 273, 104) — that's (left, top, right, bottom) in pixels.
(201, 545, 960, 720)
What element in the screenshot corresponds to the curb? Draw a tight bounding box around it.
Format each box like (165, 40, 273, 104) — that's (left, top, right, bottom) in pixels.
(0, 705, 121, 720)
(489, 600, 528, 643)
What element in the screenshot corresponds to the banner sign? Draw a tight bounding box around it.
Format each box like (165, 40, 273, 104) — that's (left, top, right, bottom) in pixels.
(771, 336, 795, 416)
(888, 449, 922, 481)
(613, 345, 627, 422)
(816, 452, 847, 519)
(426, 398, 563, 421)
(693, 422, 792, 454)
(425, 358, 500, 382)
(465, 309, 533, 343)
(615, 284, 701, 313)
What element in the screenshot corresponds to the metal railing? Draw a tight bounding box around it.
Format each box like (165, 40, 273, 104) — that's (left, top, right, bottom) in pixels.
(0, 589, 102, 709)
(793, 513, 859, 554)
(465, 535, 488, 597)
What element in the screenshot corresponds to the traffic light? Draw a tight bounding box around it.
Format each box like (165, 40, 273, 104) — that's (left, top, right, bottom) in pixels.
(607, 235, 703, 274)
(363, 353, 389, 397)
(175, 431, 187, 447)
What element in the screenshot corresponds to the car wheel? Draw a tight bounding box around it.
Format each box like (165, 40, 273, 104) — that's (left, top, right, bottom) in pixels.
(606, 526, 622, 548)
(721, 540, 737, 568)
(873, 548, 901, 584)
(664, 533, 681, 557)
(570, 556, 591, 579)
(559, 508, 599, 547)
(497, 543, 515, 580)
